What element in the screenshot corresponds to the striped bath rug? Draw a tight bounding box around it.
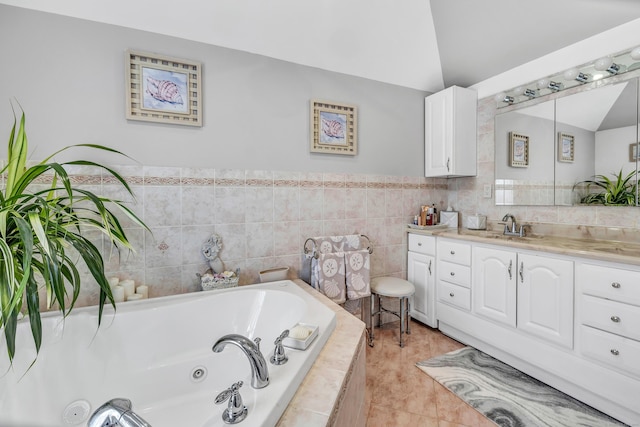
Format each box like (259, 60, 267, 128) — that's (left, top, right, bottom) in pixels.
(416, 347, 628, 427)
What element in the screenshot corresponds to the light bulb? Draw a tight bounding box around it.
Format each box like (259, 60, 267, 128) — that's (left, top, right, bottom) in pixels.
(631, 46, 640, 61)
(536, 78, 550, 90)
(563, 68, 579, 81)
(512, 86, 525, 96)
(594, 56, 613, 71)
(494, 92, 507, 103)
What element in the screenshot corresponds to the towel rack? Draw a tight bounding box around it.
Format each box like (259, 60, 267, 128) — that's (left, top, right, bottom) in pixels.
(303, 234, 373, 259)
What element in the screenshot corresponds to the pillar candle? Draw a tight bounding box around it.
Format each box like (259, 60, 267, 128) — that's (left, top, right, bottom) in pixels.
(135, 285, 149, 299)
(126, 293, 143, 302)
(120, 279, 135, 298)
(112, 285, 125, 303)
(108, 277, 120, 288)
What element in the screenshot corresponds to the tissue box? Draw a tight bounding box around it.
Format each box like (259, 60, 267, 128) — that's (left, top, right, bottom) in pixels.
(466, 214, 487, 230)
(439, 211, 459, 229)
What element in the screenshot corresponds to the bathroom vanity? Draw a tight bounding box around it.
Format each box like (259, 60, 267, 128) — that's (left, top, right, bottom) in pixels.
(407, 226, 640, 426)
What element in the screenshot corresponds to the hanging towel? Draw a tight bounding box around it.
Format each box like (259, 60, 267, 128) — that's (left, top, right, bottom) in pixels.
(345, 249, 371, 300)
(317, 251, 347, 304)
(314, 235, 363, 255)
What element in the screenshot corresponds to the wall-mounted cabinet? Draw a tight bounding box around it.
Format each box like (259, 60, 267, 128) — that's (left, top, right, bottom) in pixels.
(424, 86, 477, 177)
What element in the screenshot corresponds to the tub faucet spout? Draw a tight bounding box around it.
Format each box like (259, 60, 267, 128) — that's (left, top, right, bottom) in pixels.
(213, 334, 270, 389)
(87, 398, 151, 427)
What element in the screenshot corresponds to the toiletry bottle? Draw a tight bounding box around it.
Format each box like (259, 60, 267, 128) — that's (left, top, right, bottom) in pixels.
(432, 204, 438, 224)
(413, 215, 419, 225)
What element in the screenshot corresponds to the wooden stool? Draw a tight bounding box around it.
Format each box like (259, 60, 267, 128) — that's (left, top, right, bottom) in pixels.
(368, 277, 415, 347)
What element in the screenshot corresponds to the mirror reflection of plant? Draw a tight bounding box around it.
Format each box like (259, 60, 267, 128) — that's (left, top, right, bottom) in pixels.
(1, 105, 149, 364)
(573, 169, 638, 205)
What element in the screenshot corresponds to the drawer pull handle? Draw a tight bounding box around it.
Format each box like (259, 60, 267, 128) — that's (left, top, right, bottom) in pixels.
(508, 260, 512, 280)
(450, 272, 455, 276)
(519, 262, 524, 283)
(449, 292, 455, 297)
(611, 282, 621, 289)
(418, 242, 422, 246)
(610, 349, 620, 356)
(611, 315, 621, 323)
(428, 260, 432, 276)
(450, 250, 455, 255)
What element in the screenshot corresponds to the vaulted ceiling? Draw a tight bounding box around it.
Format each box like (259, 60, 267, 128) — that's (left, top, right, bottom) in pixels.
(3, 0, 640, 94)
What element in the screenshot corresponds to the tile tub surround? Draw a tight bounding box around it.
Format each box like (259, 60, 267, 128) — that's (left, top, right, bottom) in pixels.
(277, 280, 367, 427)
(28, 165, 448, 310)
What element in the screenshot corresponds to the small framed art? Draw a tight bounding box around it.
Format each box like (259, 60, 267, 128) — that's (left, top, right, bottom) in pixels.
(125, 49, 202, 126)
(310, 100, 358, 155)
(509, 132, 529, 167)
(558, 133, 575, 162)
(630, 143, 639, 162)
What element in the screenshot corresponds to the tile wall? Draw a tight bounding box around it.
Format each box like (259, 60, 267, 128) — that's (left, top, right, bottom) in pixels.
(61, 165, 448, 309)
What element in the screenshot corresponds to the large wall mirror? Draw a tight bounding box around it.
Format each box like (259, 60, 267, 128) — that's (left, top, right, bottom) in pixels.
(495, 77, 640, 206)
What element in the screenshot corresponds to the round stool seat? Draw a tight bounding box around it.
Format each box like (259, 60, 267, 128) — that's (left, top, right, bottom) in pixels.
(371, 277, 415, 298)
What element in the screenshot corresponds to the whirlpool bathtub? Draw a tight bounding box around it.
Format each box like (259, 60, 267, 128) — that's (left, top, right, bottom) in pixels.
(0, 280, 337, 427)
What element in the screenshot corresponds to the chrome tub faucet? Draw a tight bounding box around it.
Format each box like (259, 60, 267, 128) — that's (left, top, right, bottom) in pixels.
(212, 334, 270, 389)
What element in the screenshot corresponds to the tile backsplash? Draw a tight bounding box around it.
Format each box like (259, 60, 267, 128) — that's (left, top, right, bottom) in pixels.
(63, 166, 448, 308)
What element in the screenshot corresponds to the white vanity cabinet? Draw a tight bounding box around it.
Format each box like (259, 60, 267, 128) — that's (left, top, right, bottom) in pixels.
(424, 85, 477, 177)
(436, 238, 472, 312)
(473, 245, 574, 348)
(407, 233, 437, 327)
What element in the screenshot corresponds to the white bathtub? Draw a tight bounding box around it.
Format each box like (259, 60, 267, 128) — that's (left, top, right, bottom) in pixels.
(0, 280, 336, 427)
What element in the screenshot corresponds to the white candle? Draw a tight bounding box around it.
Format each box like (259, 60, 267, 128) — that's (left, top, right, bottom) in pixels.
(120, 279, 135, 298)
(126, 293, 143, 302)
(135, 285, 149, 299)
(112, 286, 125, 303)
(108, 277, 120, 288)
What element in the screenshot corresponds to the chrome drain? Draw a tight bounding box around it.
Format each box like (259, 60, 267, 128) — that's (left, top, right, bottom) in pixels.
(62, 399, 91, 425)
(190, 366, 208, 383)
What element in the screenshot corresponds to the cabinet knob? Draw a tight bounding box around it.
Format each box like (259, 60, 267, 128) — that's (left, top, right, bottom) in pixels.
(449, 292, 455, 297)
(611, 315, 621, 323)
(450, 250, 455, 255)
(611, 282, 621, 289)
(610, 349, 620, 356)
(417, 242, 422, 246)
(450, 272, 455, 276)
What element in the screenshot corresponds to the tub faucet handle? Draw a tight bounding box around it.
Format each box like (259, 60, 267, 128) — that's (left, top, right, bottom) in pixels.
(270, 329, 289, 366)
(253, 337, 261, 352)
(215, 381, 248, 425)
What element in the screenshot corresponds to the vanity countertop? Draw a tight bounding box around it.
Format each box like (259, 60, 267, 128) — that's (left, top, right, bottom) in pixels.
(407, 226, 640, 267)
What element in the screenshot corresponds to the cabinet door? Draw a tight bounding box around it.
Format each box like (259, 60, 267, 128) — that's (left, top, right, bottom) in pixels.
(473, 246, 517, 327)
(424, 90, 452, 177)
(408, 251, 436, 327)
(517, 253, 574, 348)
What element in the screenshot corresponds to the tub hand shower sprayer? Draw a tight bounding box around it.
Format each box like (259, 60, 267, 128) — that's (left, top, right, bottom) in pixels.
(87, 398, 151, 427)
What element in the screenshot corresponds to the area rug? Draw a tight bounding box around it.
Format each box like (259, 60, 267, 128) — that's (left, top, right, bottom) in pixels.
(416, 347, 628, 427)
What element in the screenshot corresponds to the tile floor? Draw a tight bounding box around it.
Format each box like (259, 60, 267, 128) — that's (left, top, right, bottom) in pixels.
(365, 319, 497, 427)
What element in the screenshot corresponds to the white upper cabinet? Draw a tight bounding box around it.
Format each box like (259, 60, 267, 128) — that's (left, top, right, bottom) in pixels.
(424, 86, 477, 177)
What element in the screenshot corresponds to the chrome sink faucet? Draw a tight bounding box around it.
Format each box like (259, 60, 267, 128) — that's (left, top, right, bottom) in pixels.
(87, 398, 152, 427)
(501, 213, 525, 237)
(213, 334, 270, 389)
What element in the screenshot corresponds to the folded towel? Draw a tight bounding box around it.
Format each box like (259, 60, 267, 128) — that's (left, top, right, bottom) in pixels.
(345, 249, 371, 299)
(317, 252, 346, 304)
(315, 235, 364, 254)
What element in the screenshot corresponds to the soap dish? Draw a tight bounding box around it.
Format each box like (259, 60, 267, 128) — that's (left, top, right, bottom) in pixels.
(282, 323, 319, 350)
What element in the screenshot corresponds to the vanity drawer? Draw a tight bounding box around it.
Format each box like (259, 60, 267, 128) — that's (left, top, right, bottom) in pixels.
(438, 281, 471, 311)
(578, 263, 640, 306)
(580, 325, 640, 378)
(438, 260, 471, 288)
(438, 240, 471, 265)
(408, 233, 435, 255)
(581, 295, 640, 341)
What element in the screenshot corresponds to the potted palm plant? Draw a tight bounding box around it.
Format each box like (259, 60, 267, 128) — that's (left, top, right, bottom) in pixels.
(573, 169, 638, 206)
(1, 105, 148, 363)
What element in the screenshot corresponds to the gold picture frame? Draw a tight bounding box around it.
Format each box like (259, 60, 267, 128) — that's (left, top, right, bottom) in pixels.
(509, 132, 529, 167)
(125, 49, 202, 127)
(630, 143, 639, 162)
(558, 133, 575, 162)
(310, 100, 358, 155)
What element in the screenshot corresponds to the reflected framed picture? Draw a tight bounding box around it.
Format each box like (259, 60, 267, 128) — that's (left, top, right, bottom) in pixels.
(630, 143, 639, 162)
(310, 100, 358, 155)
(125, 49, 202, 126)
(558, 133, 575, 162)
(509, 132, 529, 167)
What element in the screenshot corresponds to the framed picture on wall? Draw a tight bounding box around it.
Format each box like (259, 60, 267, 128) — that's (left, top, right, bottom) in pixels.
(310, 100, 358, 155)
(125, 50, 202, 127)
(558, 133, 575, 162)
(509, 132, 529, 167)
(630, 143, 639, 162)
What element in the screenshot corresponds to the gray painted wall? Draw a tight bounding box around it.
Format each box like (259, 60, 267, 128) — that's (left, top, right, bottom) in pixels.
(0, 5, 427, 176)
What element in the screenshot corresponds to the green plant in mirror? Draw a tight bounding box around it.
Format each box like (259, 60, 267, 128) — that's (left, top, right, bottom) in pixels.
(0, 105, 149, 364)
(574, 169, 638, 205)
